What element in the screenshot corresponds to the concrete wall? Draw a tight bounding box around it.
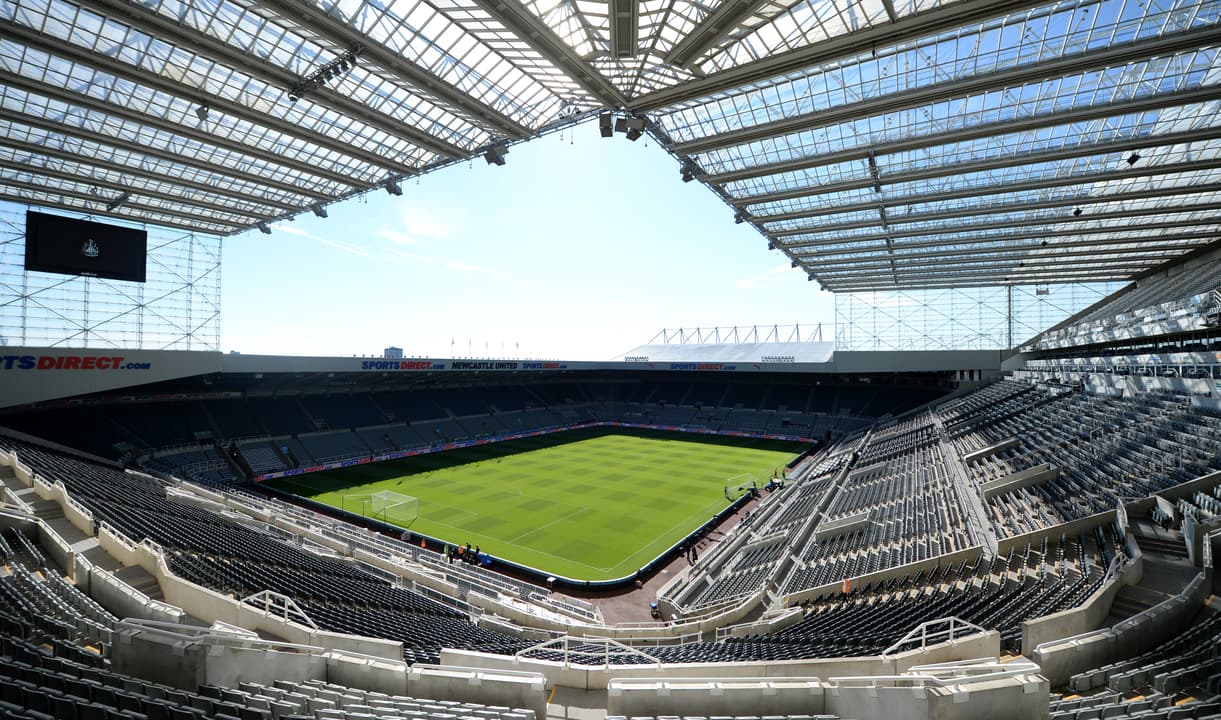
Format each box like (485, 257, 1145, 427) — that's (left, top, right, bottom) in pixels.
(982, 464, 1058, 501)
(98, 519, 405, 660)
(327, 652, 410, 696)
(995, 510, 1117, 558)
(111, 628, 206, 691)
(112, 629, 324, 692)
(1020, 547, 1143, 652)
(409, 664, 547, 719)
(824, 674, 1049, 720)
(1032, 572, 1207, 688)
(89, 567, 184, 624)
(608, 677, 824, 717)
(782, 546, 984, 606)
(440, 630, 999, 692)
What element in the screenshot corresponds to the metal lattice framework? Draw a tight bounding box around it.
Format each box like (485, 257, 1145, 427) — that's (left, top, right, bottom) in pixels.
(1, 0, 1219, 293)
(0, 203, 221, 350)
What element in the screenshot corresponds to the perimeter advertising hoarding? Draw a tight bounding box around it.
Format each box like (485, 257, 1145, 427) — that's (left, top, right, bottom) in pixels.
(25, 211, 148, 282)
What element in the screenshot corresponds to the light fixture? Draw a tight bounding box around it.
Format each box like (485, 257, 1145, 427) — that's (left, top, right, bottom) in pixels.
(312, 204, 328, 218)
(105, 192, 130, 212)
(1073, 207, 1082, 216)
(1127, 151, 1141, 166)
(484, 145, 508, 166)
(195, 104, 209, 121)
(624, 116, 645, 141)
(733, 210, 748, 224)
(767, 242, 775, 250)
(385, 179, 402, 196)
(614, 117, 628, 134)
(257, 222, 271, 235)
(599, 113, 613, 138)
(791, 260, 799, 268)
(287, 44, 364, 102)
(680, 158, 699, 183)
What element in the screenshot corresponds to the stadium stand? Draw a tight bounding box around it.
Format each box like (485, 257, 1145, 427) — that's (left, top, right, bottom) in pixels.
(0, 258, 1217, 720)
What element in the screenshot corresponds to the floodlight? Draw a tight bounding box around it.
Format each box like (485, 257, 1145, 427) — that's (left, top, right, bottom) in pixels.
(599, 113, 613, 138)
(257, 222, 271, 235)
(385, 180, 402, 196)
(312, 204, 328, 218)
(767, 242, 775, 250)
(680, 158, 699, 183)
(195, 104, 209, 121)
(1073, 207, 1082, 216)
(733, 211, 747, 224)
(1127, 152, 1141, 166)
(624, 116, 645, 141)
(484, 145, 508, 166)
(105, 192, 130, 212)
(791, 260, 799, 268)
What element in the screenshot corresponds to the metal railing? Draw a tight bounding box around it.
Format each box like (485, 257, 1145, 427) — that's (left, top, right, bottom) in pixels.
(881, 616, 988, 657)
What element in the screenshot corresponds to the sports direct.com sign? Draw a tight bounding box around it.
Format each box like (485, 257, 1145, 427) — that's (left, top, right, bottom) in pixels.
(0, 354, 152, 371)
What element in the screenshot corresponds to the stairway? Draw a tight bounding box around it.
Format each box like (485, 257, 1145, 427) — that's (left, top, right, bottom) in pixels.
(1103, 519, 1199, 625)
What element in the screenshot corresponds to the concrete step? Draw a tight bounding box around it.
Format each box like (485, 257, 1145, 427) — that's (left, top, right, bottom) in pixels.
(29, 499, 64, 520)
(1106, 585, 1174, 624)
(1136, 535, 1190, 559)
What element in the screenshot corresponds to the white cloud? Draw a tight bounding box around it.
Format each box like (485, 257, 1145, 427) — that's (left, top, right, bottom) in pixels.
(386, 247, 439, 265)
(376, 205, 455, 246)
(376, 228, 417, 245)
(271, 222, 370, 257)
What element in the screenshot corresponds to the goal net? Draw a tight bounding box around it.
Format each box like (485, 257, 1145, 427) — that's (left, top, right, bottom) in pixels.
(724, 473, 758, 501)
(342, 490, 419, 527)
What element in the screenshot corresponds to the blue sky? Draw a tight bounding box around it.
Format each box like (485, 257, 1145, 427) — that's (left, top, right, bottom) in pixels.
(221, 122, 835, 360)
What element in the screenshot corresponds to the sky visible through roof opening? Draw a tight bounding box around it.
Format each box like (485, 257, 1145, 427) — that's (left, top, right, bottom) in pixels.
(221, 122, 835, 360)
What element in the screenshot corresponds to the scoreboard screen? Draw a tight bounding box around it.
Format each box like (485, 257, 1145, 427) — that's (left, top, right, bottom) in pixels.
(25, 211, 147, 283)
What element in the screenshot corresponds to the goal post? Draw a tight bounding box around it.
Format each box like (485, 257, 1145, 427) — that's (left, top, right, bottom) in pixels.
(724, 473, 758, 501)
(341, 490, 419, 527)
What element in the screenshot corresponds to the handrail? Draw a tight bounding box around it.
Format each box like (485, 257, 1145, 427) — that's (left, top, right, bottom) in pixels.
(881, 616, 988, 657)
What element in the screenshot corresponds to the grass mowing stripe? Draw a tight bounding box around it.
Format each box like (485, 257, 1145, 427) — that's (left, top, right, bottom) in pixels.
(264, 427, 807, 581)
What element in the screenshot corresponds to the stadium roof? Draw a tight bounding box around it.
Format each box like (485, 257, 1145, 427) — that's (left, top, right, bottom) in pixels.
(3, 0, 1220, 292)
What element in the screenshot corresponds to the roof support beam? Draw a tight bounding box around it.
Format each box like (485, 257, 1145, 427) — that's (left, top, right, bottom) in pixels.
(781, 226, 1221, 258)
(792, 233, 1215, 263)
(817, 257, 1168, 283)
(470, 0, 629, 108)
(0, 135, 300, 214)
(642, 0, 1055, 109)
(742, 157, 1221, 213)
(259, 0, 535, 138)
(7, 111, 330, 203)
(0, 179, 241, 234)
(776, 211, 1219, 244)
(816, 262, 1164, 291)
(3, 22, 428, 177)
(0, 157, 269, 222)
(87, 0, 466, 160)
(711, 116, 1221, 187)
(4, 73, 356, 190)
(609, 0, 640, 58)
(671, 25, 1221, 156)
(755, 180, 1221, 227)
(795, 241, 1205, 270)
(824, 272, 1138, 292)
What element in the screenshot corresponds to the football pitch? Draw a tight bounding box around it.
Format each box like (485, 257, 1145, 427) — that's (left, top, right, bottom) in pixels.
(263, 428, 806, 581)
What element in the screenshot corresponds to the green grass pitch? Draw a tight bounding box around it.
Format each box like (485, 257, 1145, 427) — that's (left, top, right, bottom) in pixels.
(263, 428, 806, 581)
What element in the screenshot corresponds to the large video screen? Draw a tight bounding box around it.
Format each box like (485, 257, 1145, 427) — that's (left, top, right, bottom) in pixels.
(25, 211, 147, 283)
